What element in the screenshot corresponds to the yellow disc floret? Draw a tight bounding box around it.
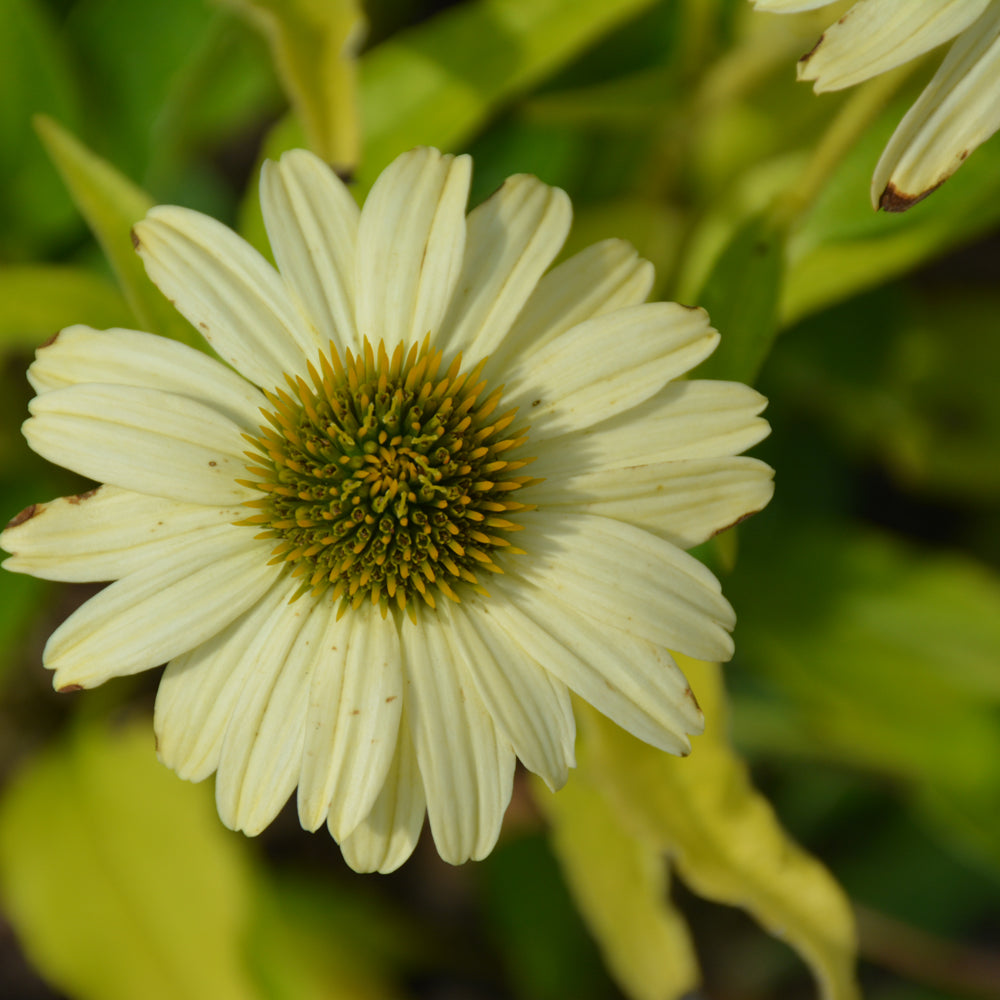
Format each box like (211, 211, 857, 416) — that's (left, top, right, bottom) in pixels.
(237, 337, 535, 618)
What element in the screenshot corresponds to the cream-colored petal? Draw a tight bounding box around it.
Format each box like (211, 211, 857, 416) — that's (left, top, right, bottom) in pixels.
(752, 0, 837, 11)
(503, 303, 719, 441)
(215, 592, 327, 836)
(355, 148, 471, 355)
(529, 456, 775, 550)
(489, 239, 654, 375)
(510, 511, 735, 663)
(402, 607, 515, 865)
(339, 707, 426, 874)
(482, 576, 703, 754)
(872, 3, 1000, 209)
(440, 599, 576, 791)
(1, 485, 245, 583)
(798, 0, 989, 92)
(435, 174, 571, 357)
(46, 525, 276, 690)
(25, 383, 253, 506)
(260, 150, 361, 354)
(297, 605, 403, 837)
(27, 326, 267, 431)
(155, 574, 299, 782)
(531, 380, 770, 482)
(134, 206, 321, 388)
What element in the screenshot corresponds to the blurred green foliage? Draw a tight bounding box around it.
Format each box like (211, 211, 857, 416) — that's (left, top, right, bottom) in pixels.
(1, 1, 999, 999)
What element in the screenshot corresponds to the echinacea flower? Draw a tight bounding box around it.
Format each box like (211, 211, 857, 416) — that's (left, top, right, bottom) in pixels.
(2, 148, 773, 872)
(752, 0, 1000, 209)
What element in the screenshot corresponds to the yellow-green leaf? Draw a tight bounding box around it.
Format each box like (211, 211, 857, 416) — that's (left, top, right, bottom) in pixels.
(222, 0, 364, 171)
(358, 0, 660, 186)
(534, 769, 699, 1000)
(582, 657, 860, 1000)
(0, 265, 132, 349)
(33, 115, 201, 348)
(0, 717, 260, 1000)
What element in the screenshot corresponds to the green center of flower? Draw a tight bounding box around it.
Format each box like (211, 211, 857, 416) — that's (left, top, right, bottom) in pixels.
(238, 338, 534, 617)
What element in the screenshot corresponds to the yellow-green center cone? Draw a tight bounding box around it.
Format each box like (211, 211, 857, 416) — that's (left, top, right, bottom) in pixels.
(238, 338, 534, 617)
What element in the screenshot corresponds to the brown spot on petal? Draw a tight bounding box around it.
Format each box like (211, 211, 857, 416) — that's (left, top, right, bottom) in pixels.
(684, 686, 702, 713)
(350, 708, 361, 716)
(385, 695, 397, 703)
(6, 504, 40, 529)
(798, 33, 825, 68)
(879, 179, 944, 213)
(68, 487, 100, 505)
(130, 227, 140, 250)
(710, 509, 760, 538)
(39, 330, 61, 349)
(58, 683, 84, 693)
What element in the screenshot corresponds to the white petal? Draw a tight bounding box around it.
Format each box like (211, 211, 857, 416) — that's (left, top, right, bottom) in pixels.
(440, 599, 576, 791)
(26, 383, 254, 506)
(46, 525, 277, 690)
(355, 148, 471, 355)
(155, 574, 299, 782)
(530, 380, 770, 482)
(509, 511, 736, 663)
(134, 206, 321, 388)
(1, 485, 245, 582)
(435, 174, 571, 357)
(339, 707, 426, 874)
(27, 326, 267, 431)
(490, 239, 654, 375)
(215, 591, 328, 835)
(529, 456, 775, 550)
(482, 576, 703, 754)
(798, 0, 990, 92)
(260, 150, 361, 354)
(872, 4, 1000, 209)
(502, 303, 719, 440)
(402, 607, 515, 864)
(297, 605, 404, 839)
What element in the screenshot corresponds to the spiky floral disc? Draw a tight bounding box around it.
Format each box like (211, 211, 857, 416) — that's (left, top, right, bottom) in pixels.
(238, 338, 534, 615)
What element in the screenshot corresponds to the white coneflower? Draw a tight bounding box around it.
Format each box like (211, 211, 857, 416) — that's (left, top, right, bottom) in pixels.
(752, 0, 1000, 209)
(2, 147, 773, 872)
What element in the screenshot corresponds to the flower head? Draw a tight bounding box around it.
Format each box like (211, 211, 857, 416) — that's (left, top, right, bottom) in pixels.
(2, 148, 773, 871)
(752, 0, 1000, 209)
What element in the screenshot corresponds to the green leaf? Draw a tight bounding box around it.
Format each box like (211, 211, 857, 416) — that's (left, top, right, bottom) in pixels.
(358, 0, 660, 186)
(534, 768, 699, 1000)
(246, 874, 405, 1000)
(730, 523, 1000, 880)
(782, 99, 1000, 324)
(582, 658, 860, 1000)
(0, 266, 133, 349)
(33, 116, 202, 349)
(222, 0, 364, 171)
(692, 212, 786, 384)
(0, 717, 260, 1000)
(0, 0, 81, 255)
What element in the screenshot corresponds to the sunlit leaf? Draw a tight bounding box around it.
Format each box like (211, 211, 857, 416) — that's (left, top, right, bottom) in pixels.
(358, 0, 660, 185)
(33, 116, 201, 349)
(693, 212, 786, 384)
(0, 717, 259, 1000)
(221, 0, 364, 171)
(582, 658, 860, 1000)
(535, 768, 699, 1000)
(0, 266, 133, 349)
